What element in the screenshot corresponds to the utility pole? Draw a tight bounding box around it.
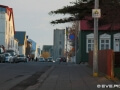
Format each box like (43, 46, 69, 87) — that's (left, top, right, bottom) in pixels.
(66, 27, 68, 62)
(93, 0, 99, 77)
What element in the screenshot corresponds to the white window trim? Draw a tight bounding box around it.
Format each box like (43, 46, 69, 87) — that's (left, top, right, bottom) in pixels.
(99, 33, 111, 50)
(86, 33, 94, 53)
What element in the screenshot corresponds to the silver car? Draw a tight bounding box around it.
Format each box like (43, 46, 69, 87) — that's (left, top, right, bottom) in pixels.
(4, 53, 13, 63)
(17, 54, 28, 62)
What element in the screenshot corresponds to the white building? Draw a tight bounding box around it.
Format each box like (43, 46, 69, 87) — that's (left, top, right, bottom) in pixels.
(14, 38, 19, 54)
(53, 29, 65, 61)
(0, 5, 16, 51)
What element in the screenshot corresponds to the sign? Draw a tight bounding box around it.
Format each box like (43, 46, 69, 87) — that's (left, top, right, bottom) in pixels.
(69, 34, 75, 40)
(92, 9, 101, 18)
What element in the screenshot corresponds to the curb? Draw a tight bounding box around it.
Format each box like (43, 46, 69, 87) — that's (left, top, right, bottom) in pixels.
(25, 66, 55, 90)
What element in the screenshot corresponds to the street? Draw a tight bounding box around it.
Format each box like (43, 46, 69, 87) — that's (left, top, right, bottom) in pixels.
(0, 62, 120, 90)
(0, 62, 55, 90)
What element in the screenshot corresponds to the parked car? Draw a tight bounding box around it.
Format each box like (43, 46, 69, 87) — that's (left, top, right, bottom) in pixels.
(17, 54, 28, 62)
(60, 57, 66, 62)
(39, 57, 45, 62)
(47, 57, 54, 62)
(6, 50, 18, 63)
(56, 58, 61, 62)
(4, 53, 13, 63)
(0, 47, 5, 63)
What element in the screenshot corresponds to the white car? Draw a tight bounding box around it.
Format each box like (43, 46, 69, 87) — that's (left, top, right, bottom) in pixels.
(4, 53, 13, 63)
(39, 57, 45, 62)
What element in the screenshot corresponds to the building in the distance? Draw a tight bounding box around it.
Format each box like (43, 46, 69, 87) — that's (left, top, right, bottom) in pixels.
(53, 29, 65, 61)
(14, 31, 27, 55)
(42, 45, 53, 57)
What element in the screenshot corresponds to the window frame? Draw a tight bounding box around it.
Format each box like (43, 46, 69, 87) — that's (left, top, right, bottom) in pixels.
(99, 33, 111, 50)
(86, 33, 94, 53)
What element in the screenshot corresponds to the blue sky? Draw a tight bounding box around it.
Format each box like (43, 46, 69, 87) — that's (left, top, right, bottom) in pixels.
(0, 0, 74, 48)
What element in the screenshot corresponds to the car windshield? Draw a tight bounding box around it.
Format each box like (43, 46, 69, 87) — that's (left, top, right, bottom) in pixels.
(5, 54, 9, 56)
(7, 52, 15, 56)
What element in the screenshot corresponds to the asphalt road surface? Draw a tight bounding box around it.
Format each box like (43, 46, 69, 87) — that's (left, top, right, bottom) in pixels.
(0, 61, 55, 90)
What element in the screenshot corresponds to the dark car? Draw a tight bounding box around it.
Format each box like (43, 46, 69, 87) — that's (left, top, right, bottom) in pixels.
(17, 54, 28, 62)
(6, 50, 18, 63)
(60, 57, 66, 62)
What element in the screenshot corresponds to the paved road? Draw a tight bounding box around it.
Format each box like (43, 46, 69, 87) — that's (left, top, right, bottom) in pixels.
(0, 62, 54, 90)
(0, 62, 120, 90)
(26, 63, 120, 90)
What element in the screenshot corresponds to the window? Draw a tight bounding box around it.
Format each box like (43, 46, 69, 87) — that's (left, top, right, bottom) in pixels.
(100, 34, 111, 50)
(59, 48, 62, 56)
(100, 39, 110, 50)
(0, 7, 6, 12)
(86, 33, 94, 53)
(87, 39, 94, 52)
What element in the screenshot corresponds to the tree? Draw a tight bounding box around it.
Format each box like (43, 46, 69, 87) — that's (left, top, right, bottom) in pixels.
(41, 51, 50, 59)
(49, 0, 120, 29)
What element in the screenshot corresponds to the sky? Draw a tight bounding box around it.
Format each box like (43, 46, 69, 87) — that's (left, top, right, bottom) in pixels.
(0, 0, 75, 48)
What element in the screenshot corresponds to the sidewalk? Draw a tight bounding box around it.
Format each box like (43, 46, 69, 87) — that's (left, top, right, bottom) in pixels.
(26, 63, 120, 90)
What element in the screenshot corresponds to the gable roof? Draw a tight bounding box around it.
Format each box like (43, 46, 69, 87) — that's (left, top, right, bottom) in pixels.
(14, 31, 26, 45)
(80, 20, 120, 31)
(0, 5, 15, 33)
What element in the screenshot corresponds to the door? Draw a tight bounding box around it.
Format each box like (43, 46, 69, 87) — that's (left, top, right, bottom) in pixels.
(114, 39, 120, 52)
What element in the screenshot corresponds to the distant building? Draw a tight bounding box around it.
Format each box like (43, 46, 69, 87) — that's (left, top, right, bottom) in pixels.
(14, 31, 27, 55)
(42, 45, 53, 57)
(53, 29, 65, 61)
(0, 5, 16, 50)
(28, 39, 40, 59)
(26, 40, 32, 56)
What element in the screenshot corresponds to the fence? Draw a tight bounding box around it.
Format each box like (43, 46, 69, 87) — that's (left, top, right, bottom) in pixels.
(89, 50, 114, 78)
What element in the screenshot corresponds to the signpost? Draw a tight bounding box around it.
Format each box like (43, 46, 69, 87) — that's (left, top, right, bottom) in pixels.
(93, 0, 100, 77)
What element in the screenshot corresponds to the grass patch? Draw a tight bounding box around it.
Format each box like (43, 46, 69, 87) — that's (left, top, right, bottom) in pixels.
(114, 68, 120, 79)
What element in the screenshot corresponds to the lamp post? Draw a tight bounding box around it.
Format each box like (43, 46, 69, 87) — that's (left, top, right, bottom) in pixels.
(93, 0, 99, 77)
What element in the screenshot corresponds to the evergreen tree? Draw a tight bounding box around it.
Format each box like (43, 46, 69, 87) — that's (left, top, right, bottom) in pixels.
(49, 0, 120, 29)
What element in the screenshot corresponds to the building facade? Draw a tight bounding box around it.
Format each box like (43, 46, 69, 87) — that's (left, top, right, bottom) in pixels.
(0, 5, 16, 50)
(14, 31, 27, 55)
(76, 20, 120, 64)
(28, 39, 40, 59)
(53, 29, 65, 61)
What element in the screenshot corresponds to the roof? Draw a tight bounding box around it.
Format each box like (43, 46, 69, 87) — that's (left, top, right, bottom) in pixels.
(0, 5, 15, 33)
(14, 31, 26, 45)
(80, 20, 120, 31)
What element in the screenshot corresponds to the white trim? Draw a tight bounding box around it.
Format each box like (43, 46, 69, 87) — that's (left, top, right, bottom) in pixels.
(100, 33, 111, 39)
(87, 33, 94, 38)
(99, 33, 111, 50)
(86, 33, 94, 53)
